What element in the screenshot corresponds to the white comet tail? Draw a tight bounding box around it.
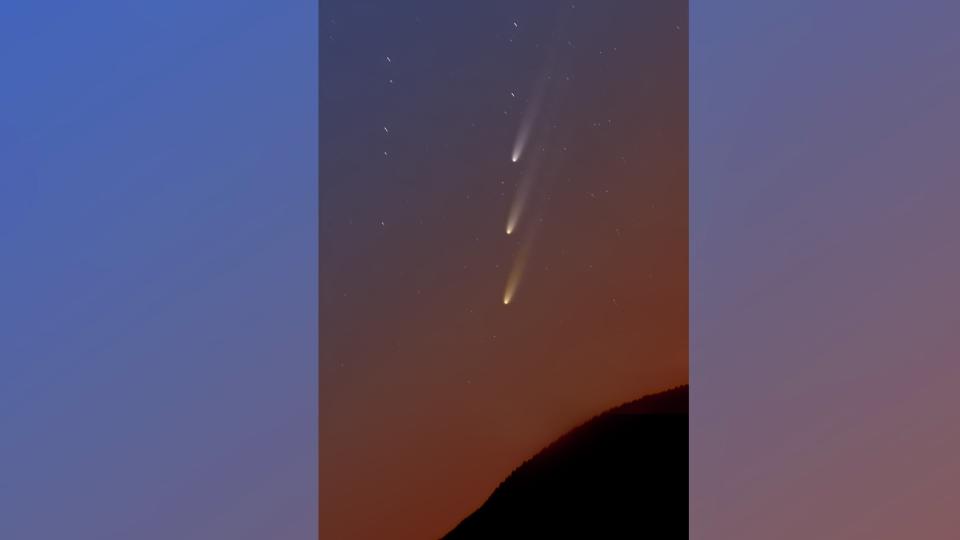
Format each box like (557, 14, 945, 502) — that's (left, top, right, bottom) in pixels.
(510, 116, 534, 163)
(505, 156, 538, 236)
(505, 192, 525, 236)
(510, 80, 545, 163)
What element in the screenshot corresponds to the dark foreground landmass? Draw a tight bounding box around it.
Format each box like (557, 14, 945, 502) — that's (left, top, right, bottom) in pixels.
(442, 385, 688, 539)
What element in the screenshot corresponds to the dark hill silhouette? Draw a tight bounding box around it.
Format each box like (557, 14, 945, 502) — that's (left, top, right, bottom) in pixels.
(441, 386, 688, 539)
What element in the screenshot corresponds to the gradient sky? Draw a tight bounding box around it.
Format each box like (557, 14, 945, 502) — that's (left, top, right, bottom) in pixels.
(320, 2, 687, 538)
(1, 1, 316, 538)
(692, 1, 960, 538)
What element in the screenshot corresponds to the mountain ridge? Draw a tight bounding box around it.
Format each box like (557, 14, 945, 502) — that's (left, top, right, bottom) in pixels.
(441, 385, 688, 539)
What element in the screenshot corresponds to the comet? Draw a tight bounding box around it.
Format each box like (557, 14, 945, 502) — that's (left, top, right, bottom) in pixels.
(505, 138, 544, 235)
(510, 100, 539, 163)
(510, 71, 549, 163)
(502, 249, 526, 304)
(505, 188, 525, 234)
(502, 232, 535, 305)
(505, 165, 536, 235)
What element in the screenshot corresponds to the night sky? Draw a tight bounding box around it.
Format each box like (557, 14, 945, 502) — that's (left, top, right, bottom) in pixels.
(320, 1, 687, 538)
